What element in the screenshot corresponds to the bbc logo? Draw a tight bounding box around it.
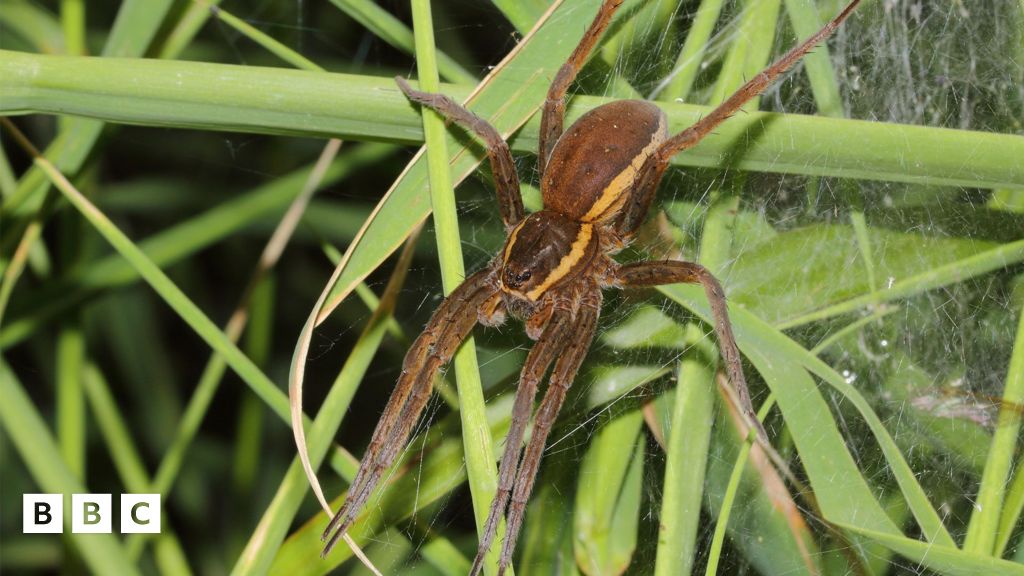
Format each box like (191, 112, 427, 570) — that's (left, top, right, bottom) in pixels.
(23, 494, 161, 534)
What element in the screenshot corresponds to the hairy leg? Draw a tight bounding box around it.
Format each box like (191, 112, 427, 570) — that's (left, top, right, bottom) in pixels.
(469, 304, 573, 576)
(616, 1, 863, 243)
(538, 0, 624, 175)
(654, 0, 862, 167)
(396, 77, 524, 230)
(497, 291, 602, 575)
(611, 261, 782, 464)
(322, 269, 499, 556)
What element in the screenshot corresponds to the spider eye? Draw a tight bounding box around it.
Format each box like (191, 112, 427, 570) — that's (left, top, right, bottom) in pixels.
(504, 268, 533, 289)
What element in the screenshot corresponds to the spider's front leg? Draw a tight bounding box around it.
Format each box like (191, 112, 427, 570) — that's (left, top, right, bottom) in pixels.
(538, 0, 624, 174)
(322, 268, 500, 556)
(395, 77, 523, 230)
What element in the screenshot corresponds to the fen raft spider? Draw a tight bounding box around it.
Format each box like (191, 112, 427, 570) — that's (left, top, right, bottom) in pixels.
(321, 0, 863, 573)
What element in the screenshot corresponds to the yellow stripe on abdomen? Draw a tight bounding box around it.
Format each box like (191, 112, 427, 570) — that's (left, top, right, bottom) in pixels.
(582, 115, 666, 223)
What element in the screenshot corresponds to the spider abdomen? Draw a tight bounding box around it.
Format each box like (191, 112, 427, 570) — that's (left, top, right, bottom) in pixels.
(541, 100, 667, 224)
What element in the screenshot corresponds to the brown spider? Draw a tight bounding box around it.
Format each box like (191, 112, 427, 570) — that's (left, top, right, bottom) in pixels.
(322, 0, 862, 573)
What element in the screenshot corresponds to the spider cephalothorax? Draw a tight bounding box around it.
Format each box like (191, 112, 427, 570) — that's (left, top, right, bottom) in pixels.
(319, 1, 864, 574)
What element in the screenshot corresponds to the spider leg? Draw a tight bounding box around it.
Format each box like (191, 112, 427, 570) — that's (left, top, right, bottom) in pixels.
(395, 77, 524, 230)
(322, 268, 498, 556)
(653, 0, 862, 167)
(611, 261, 776, 453)
(538, 0, 625, 175)
(469, 305, 574, 576)
(497, 291, 602, 576)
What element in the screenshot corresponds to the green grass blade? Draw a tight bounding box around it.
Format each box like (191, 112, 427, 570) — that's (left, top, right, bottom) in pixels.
(965, 302, 1024, 553)
(654, 0, 726, 102)
(4, 51, 1022, 191)
(0, 358, 142, 576)
(997, 451, 1024, 556)
(100, 0, 173, 57)
(55, 322, 85, 479)
(574, 407, 644, 574)
(776, 238, 1024, 329)
(839, 523, 1024, 576)
(783, 0, 844, 117)
(419, 535, 473, 576)
(660, 283, 958, 548)
(703, 414, 755, 576)
(0, 0, 65, 54)
(489, 0, 548, 33)
(157, 0, 224, 59)
(60, 0, 85, 56)
(327, 0, 476, 85)
(408, 1, 504, 573)
(205, 3, 322, 71)
(518, 449, 579, 575)
(709, 0, 780, 109)
(654, 326, 716, 576)
(81, 365, 151, 492)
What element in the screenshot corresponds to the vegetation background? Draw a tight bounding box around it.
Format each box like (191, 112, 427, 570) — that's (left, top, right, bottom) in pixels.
(1, 0, 1023, 575)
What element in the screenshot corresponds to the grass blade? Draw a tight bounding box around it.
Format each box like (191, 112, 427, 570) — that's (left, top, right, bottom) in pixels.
(661, 282, 958, 548)
(327, 0, 476, 85)
(965, 302, 1024, 553)
(574, 407, 644, 574)
(654, 326, 716, 576)
(4, 53, 1023, 191)
(0, 358, 142, 576)
(407, 1, 504, 573)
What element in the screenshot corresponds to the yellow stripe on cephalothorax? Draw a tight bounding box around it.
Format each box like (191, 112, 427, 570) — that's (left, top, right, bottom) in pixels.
(525, 223, 593, 301)
(499, 219, 528, 292)
(581, 114, 667, 223)
(502, 219, 527, 265)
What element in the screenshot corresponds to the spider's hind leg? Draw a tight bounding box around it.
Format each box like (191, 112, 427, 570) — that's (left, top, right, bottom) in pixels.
(652, 0, 863, 166)
(322, 268, 499, 556)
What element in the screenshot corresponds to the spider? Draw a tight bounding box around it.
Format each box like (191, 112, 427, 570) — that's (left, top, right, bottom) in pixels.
(322, 0, 863, 573)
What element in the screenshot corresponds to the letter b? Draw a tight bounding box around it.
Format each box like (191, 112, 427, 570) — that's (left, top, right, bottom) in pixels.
(23, 494, 62, 534)
(72, 494, 111, 533)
